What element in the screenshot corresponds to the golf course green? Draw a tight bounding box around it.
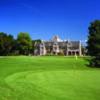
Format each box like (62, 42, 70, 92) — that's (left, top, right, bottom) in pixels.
(0, 56, 100, 100)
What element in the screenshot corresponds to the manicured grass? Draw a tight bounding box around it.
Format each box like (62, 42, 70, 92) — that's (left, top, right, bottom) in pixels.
(0, 56, 100, 100)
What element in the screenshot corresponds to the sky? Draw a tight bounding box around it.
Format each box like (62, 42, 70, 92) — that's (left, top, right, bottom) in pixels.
(0, 0, 100, 41)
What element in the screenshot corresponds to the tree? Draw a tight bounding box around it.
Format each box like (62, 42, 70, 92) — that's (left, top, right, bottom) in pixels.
(17, 32, 32, 55)
(87, 20, 100, 67)
(0, 32, 14, 55)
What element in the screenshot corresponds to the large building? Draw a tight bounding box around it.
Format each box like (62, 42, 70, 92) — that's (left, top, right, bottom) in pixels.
(34, 36, 82, 56)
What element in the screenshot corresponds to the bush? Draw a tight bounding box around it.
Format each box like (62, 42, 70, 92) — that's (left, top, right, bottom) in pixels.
(90, 56, 100, 67)
(58, 52, 65, 56)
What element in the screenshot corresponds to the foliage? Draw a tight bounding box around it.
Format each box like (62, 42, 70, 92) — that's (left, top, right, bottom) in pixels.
(0, 32, 42, 56)
(0, 32, 15, 55)
(58, 52, 65, 56)
(17, 32, 32, 55)
(87, 20, 100, 67)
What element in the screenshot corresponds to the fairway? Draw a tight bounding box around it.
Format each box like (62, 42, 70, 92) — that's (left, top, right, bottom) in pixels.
(0, 56, 100, 100)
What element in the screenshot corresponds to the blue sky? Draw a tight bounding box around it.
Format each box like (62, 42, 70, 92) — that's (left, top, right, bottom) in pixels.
(0, 0, 100, 41)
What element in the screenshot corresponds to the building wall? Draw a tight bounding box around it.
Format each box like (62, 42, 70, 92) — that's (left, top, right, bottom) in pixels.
(34, 41, 82, 56)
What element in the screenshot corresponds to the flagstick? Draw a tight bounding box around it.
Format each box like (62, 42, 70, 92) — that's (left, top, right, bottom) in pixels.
(75, 53, 78, 60)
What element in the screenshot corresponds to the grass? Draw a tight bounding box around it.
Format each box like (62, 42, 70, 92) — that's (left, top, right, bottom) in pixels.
(0, 56, 100, 100)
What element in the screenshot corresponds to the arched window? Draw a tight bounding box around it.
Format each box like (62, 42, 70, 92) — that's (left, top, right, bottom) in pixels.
(76, 51, 79, 55)
(68, 51, 71, 55)
(72, 51, 75, 55)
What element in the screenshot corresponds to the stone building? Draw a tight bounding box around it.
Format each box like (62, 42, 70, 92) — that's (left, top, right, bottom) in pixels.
(34, 36, 82, 56)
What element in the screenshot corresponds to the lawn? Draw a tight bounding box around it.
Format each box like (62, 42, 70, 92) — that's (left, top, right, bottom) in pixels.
(0, 56, 100, 100)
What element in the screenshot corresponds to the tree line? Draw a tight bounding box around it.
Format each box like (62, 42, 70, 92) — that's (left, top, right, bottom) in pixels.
(0, 32, 41, 56)
(0, 20, 100, 67)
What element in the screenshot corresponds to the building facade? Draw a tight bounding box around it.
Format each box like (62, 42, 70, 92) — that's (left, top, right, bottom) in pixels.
(34, 36, 82, 56)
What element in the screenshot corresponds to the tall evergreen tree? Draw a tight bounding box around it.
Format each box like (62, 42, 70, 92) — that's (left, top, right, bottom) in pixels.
(87, 20, 100, 67)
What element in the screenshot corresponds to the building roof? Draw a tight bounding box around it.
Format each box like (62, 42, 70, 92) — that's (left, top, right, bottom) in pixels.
(51, 35, 62, 42)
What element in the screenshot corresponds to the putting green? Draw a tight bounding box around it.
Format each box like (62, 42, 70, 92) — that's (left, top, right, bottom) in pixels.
(5, 70, 100, 100)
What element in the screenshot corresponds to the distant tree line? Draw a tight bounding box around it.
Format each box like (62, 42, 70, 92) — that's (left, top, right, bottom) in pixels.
(0, 32, 41, 56)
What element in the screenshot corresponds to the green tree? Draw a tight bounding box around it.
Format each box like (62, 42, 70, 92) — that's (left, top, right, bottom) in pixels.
(17, 32, 32, 55)
(87, 20, 100, 67)
(0, 32, 14, 55)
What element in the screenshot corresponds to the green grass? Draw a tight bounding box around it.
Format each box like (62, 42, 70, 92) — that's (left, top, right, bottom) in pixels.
(0, 56, 100, 100)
